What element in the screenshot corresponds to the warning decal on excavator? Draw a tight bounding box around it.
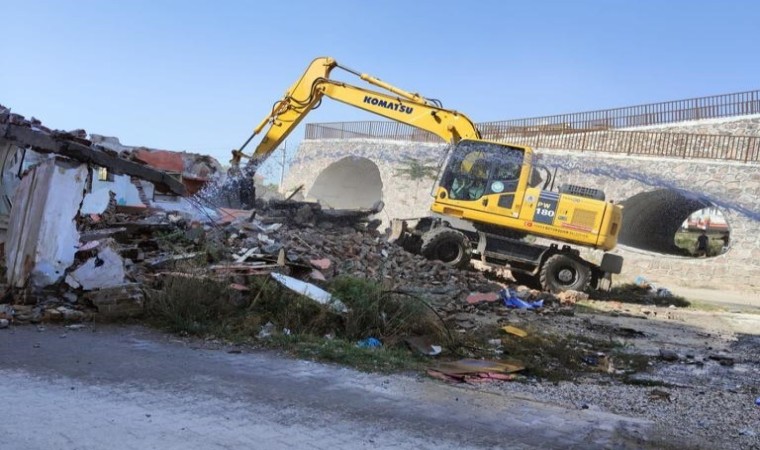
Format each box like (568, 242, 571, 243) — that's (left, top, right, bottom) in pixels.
(533, 192, 559, 225)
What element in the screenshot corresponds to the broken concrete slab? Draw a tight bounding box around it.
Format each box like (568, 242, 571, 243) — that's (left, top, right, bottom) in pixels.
(83, 284, 144, 319)
(270, 272, 348, 313)
(67, 245, 127, 290)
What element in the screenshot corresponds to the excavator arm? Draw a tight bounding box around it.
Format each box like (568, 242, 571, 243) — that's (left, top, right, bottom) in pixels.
(232, 57, 480, 167)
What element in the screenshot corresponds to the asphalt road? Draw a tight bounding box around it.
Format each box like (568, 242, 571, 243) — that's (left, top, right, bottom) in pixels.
(0, 324, 659, 450)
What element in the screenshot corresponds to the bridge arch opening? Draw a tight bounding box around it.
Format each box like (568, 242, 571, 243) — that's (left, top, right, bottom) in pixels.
(307, 156, 383, 209)
(618, 189, 731, 257)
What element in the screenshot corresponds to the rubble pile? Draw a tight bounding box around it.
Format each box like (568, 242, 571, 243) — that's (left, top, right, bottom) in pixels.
(0, 102, 560, 332)
(0, 191, 569, 329)
(212, 199, 503, 301)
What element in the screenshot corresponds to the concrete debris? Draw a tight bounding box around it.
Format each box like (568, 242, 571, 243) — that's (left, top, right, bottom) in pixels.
(83, 284, 144, 319)
(271, 272, 348, 313)
(67, 245, 127, 291)
(659, 349, 680, 362)
(555, 290, 590, 305)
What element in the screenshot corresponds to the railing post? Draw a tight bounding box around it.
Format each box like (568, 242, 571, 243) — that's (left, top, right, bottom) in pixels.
(747, 137, 758, 163)
(683, 135, 691, 159)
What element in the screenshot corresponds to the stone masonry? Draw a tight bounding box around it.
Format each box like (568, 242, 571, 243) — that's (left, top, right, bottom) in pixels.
(283, 116, 760, 293)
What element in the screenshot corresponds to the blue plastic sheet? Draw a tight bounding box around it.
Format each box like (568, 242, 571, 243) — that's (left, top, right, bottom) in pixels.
(356, 337, 382, 348)
(500, 289, 544, 309)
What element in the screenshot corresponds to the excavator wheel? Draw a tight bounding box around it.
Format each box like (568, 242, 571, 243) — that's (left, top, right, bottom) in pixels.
(420, 227, 471, 269)
(539, 254, 591, 293)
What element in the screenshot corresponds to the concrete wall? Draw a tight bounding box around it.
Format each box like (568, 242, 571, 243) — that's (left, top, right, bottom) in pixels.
(535, 148, 760, 292)
(623, 114, 760, 136)
(284, 140, 446, 224)
(284, 136, 760, 293)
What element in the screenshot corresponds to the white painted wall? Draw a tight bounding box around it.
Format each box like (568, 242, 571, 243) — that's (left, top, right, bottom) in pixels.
(5, 158, 87, 288)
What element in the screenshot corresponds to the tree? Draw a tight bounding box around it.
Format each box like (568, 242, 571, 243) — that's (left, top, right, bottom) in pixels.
(394, 157, 440, 204)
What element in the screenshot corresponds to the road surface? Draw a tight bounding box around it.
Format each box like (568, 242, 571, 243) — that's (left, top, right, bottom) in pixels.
(0, 324, 661, 449)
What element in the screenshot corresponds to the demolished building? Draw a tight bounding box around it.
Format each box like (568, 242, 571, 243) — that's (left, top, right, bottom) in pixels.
(0, 104, 224, 304)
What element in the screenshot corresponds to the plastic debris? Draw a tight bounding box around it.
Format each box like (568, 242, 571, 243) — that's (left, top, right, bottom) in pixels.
(356, 337, 382, 348)
(405, 336, 442, 356)
(634, 275, 650, 288)
(500, 289, 543, 309)
(270, 272, 348, 313)
(258, 321, 275, 339)
(502, 325, 528, 337)
(755, 397, 760, 407)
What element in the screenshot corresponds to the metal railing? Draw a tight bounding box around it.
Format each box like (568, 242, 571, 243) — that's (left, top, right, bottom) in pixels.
(306, 89, 760, 141)
(481, 89, 760, 134)
(304, 122, 760, 163)
(304, 121, 440, 142)
(501, 129, 760, 163)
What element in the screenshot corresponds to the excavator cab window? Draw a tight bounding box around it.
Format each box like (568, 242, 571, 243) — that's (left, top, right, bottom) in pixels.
(441, 140, 525, 201)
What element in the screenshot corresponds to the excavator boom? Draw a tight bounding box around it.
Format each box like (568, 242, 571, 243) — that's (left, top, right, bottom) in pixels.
(233, 57, 480, 167)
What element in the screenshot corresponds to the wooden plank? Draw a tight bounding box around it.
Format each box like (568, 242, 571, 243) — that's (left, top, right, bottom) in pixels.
(2, 124, 185, 195)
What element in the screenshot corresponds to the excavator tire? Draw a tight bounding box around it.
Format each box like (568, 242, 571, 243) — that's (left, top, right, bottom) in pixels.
(539, 254, 591, 293)
(420, 227, 471, 269)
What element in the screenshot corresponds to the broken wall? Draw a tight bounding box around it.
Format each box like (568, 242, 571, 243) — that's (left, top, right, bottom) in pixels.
(5, 157, 88, 288)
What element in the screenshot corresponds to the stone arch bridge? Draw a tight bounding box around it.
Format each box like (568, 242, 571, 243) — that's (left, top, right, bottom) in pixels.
(283, 117, 760, 293)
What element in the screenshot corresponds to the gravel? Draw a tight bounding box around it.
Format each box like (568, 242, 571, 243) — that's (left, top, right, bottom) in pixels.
(487, 380, 760, 450)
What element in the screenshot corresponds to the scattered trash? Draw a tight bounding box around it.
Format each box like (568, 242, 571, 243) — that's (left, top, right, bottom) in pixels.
(634, 275, 650, 288)
(466, 292, 500, 305)
(487, 338, 502, 347)
(428, 358, 524, 384)
(755, 397, 760, 407)
(501, 289, 543, 309)
(501, 325, 528, 337)
(270, 272, 348, 313)
(356, 337, 382, 348)
(582, 355, 600, 366)
(258, 322, 275, 339)
(405, 336, 442, 356)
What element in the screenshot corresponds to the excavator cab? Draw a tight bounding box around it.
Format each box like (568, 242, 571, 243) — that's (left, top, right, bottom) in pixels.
(435, 139, 529, 211)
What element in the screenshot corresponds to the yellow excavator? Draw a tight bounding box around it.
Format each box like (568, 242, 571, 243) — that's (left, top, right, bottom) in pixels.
(231, 57, 624, 292)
